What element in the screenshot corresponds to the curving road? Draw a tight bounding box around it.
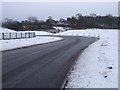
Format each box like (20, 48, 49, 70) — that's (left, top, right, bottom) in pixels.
(2, 36, 98, 89)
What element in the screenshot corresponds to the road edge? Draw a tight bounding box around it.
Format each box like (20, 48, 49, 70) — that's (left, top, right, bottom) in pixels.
(61, 38, 99, 90)
(1, 38, 64, 52)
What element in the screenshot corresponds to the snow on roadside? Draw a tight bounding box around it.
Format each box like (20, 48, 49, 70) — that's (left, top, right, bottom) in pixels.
(0, 28, 63, 51)
(0, 27, 52, 35)
(1, 36, 63, 51)
(53, 26, 66, 31)
(0, 27, 16, 33)
(61, 29, 118, 88)
(19, 31, 52, 36)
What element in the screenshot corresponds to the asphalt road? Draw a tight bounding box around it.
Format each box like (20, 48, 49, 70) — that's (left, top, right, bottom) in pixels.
(2, 36, 98, 88)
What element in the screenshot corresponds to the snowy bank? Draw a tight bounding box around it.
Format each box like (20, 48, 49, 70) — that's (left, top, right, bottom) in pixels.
(1, 36, 63, 51)
(0, 27, 53, 36)
(19, 31, 52, 36)
(0, 27, 16, 33)
(0, 28, 63, 51)
(61, 29, 118, 88)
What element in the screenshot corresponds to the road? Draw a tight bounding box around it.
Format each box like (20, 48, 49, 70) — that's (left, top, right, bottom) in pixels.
(2, 36, 98, 88)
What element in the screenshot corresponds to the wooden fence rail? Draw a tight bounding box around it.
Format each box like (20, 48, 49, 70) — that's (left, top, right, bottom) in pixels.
(0, 32, 35, 40)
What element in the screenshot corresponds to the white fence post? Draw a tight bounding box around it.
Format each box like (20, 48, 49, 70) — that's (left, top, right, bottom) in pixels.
(94, 33, 95, 37)
(89, 33, 90, 37)
(9, 33, 11, 39)
(98, 33, 100, 38)
(83, 33, 85, 36)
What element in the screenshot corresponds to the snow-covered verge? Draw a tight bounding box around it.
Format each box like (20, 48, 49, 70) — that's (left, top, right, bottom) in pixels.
(48, 26, 71, 33)
(0, 27, 52, 36)
(0, 28, 63, 51)
(0, 27, 16, 33)
(60, 29, 118, 88)
(53, 26, 66, 31)
(18, 31, 53, 36)
(1, 36, 63, 51)
(53, 26, 70, 31)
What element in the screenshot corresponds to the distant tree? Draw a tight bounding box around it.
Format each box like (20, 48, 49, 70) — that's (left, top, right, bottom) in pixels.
(118, 17, 120, 29)
(48, 16, 53, 21)
(76, 15, 84, 28)
(2, 18, 22, 31)
(90, 13, 97, 17)
(27, 16, 38, 30)
(86, 13, 97, 28)
(28, 17, 37, 23)
(2, 13, 119, 31)
(59, 18, 65, 24)
(69, 16, 77, 28)
(104, 14, 113, 27)
(75, 13, 82, 20)
(46, 16, 54, 28)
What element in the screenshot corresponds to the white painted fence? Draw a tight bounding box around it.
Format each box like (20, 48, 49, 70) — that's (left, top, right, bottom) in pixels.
(0, 32, 35, 40)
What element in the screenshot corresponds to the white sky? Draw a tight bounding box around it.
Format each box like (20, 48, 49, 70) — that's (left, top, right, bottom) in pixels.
(1, 1, 119, 21)
(1, 0, 120, 2)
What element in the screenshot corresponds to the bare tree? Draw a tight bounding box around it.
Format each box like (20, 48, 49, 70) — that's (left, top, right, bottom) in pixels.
(27, 16, 38, 30)
(28, 16, 38, 23)
(75, 13, 82, 19)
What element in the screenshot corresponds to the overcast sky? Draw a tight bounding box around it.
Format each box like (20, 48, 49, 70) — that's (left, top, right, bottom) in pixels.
(2, 2, 118, 21)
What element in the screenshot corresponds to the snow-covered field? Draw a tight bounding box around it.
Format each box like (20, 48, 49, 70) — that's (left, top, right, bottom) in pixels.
(0, 27, 53, 35)
(0, 27, 16, 33)
(53, 26, 66, 31)
(18, 31, 53, 36)
(57, 29, 118, 88)
(1, 37, 63, 51)
(0, 28, 63, 51)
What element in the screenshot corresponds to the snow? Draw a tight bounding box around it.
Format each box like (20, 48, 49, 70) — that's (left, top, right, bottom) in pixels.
(1, 36, 63, 51)
(60, 29, 118, 88)
(51, 26, 71, 33)
(53, 26, 66, 31)
(55, 29, 101, 37)
(19, 31, 53, 36)
(0, 28, 63, 51)
(0, 27, 16, 33)
(0, 27, 53, 35)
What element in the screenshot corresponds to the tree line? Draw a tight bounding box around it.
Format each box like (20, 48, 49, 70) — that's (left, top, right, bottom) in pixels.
(2, 13, 119, 31)
(2, 17, 53, 31)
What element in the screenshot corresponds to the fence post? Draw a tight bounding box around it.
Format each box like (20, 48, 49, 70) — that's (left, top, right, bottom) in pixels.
(9, 33, 11, 39)
(89, 33, 90, 37)
(98, 33, 100, 38)
(31, 33, 33, 37)
(34, 32, 35, 37)
(94, 33, 95, 37)
(21, 33, 22, 38)
(29, 33, 30, 38)
(25, 33, 26, 38)
(83, 33, 85, 36)
(30, 33, 31, 38)
(16, 33, 17, 39)
(2, 33, 4, 40)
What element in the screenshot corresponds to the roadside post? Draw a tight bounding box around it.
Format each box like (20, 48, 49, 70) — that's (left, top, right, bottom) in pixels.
(94, 33, 95, 37)
(2, 33, 4, 40)
(89, 33, 90, 37)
